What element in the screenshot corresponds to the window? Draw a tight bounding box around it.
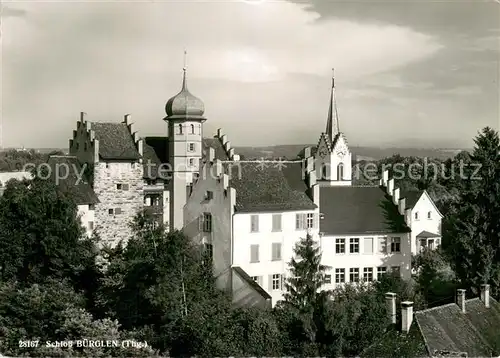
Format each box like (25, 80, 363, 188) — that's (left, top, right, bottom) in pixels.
(188, 143, 195, 152)
(115, 207, 122, 215)
(349, 238, 359, 253)
(189, 158, 195, 167)
(178, 124, 183, 134)
(84, 142, 88, 151)
(271, 243, 282, 261)
(250, 245, 259, 263)
(116, 184, 122, 190)
(378, 237, 387, 254)
(349, 268, 360, 282)
(306, 213, 314, 229)
(363, 267, 374, 282)
(272, 214, 282, 232)
(419, 239, 427, 252)
(202, 213, 212, 232)
(391, 266, 401, 276)
(324, 274, 332, 284)
(205, 191, 214, 200)
(250, 215, 259, 232)
(428, 239, 435, 250)
(363, 237, 373, 254)
(116, 184, 129, 190)
(76, 143, 80, 150)
(108, 209, 114, 215)
(106, 162, 110, 169)
(414, 211, 419, 220)
(427, 211, 432, 219)
(89, 204, 95, 210)
(377, 266, 387, 278)
(390, 237, 401, 253)
(296, 213, 315, 230)
(203, 243, 213, 265)
(335, 238, 345, 254)
(321, 164, 327, 180)
(271, 274, 282, 290)
(337, 163, 344, 180)
(335, 268, 345, 283)
(88, 221, 94, 230)
(190, 124, 195, 134)
(251, 276, 262, 286)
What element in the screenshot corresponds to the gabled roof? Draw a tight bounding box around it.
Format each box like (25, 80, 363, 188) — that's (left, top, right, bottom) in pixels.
(232, 266, 271, 300)
(47, 156, 99, 205)
(91, 122, 140, 161)
(417, 230, 441, 238)
(415, 297, 500, 357)
(224, 161, 316, 213)
(400, 189, 424, 209)
(319, 186, 410, 235)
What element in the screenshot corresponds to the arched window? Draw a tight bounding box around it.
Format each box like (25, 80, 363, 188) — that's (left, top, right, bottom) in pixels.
(178, 124, 183, 134)
(337, 163, 344, 180)
(321, 164, 327, 180)
(190, 124, 195, 134)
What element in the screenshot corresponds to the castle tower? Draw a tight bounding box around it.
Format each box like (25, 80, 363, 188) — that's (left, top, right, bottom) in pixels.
(315, 69, 352, 186)
(164, 53, 206, 230)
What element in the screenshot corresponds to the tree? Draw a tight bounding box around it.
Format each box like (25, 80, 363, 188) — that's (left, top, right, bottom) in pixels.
(0, 175, 100, 301)
(281, 233, 329, 354)
(443, 127, 500, 296)
(412, 248, 457, 307)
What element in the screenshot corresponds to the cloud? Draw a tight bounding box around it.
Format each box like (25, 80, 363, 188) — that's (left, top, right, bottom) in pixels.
(1, 6, 27, 18)
(3, 0, 444, 147)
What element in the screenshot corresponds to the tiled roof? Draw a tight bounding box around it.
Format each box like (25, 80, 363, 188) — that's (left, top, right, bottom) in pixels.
(361, 324, 427, 358)
(319, 186, 410, 235)
(47, 156, 99, 205)
(232, 266, 271, 300)
(224, 161, 316, 213)
(415, 298, 500, 357)
(400, 189, 423, 209)
(91, 122, 140, 160)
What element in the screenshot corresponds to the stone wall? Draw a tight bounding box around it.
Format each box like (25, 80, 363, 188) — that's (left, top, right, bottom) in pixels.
(93, 162, 144, 247)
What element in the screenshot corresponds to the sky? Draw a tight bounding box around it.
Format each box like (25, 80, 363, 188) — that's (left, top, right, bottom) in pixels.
(1, 0, 499, 148)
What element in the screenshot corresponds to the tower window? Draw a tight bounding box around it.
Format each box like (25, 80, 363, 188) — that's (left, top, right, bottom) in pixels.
(189, 158, 195, 167)
(178, 124, 183, 134)
(188, 143, 195, 152)
(321, 164, 327, 180)
(337, 163, 344, 180)
(190, 124, 195, 134)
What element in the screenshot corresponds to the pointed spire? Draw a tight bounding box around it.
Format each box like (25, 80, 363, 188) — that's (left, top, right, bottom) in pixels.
(326, 68, 340, 142)
(181, 49, 188, 90)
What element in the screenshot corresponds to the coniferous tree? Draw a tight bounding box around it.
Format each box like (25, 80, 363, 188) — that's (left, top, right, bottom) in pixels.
(282, 233, 329, 352)
(443, 127, 500, 296)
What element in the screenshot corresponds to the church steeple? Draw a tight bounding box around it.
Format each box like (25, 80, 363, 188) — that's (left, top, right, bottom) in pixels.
(325, 68, 340, 142)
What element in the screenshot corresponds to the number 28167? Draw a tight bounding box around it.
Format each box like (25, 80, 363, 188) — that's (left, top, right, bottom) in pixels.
(19, 340, 40, 348)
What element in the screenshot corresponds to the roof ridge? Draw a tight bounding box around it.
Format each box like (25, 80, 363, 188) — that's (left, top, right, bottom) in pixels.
(49, 155, 77, 158)
(415, 302, 456, 314)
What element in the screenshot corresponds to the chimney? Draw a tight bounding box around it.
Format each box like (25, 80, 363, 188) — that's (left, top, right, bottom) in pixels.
(457, 289, 466, 313)
(387, 178, 394, 196)
(480, 284, 490, 308)
(401, 301, 413, 333)
(386, 292, 396, 324)
(382, 170, 389, 187)
(393, 187, 400, 205)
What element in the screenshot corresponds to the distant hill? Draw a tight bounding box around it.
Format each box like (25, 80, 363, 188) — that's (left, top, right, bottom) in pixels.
(234, 145, 467, 161)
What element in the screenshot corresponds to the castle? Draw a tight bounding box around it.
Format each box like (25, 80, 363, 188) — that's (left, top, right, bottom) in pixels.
(50, 65, 442, 307)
